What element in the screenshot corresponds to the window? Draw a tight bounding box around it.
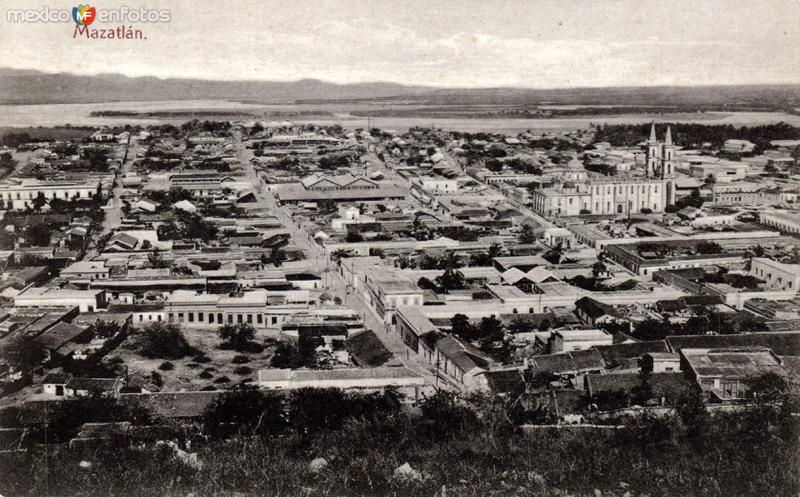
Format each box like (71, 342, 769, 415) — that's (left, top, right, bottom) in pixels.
(237, 315, 243, 324)
(188, 313, 194, 323)
(209, 313, 215, 324)
(257, 314, 263, 325)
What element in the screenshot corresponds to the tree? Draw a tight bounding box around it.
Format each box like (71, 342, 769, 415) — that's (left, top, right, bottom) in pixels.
(182, 214, 219, 242)
(203, 385, 286, 439)
(271, 341, 316, 369)
(87, 319, 121, 339)
(471, 243, 503, 267)
(543, 243, 565, 264)
(518, 224, 536, 244)
(744, 244, 766, 271)
(26, 223, 52, 246)
(157, 222, 181, 241)
(477, 316, 505, 347)
(138, 322, 192, 359)
(148, 249, 170, 269)
(330, 249, 351, 264)
(747, 372, 789, 403)
(592, 261, 608, 278)
(451, 314, 475, 340)
(696, 241, 723, 255)
(262, 246, 286, 268)
(631, 318, 675, 341)
(31, 192, 47, 212)
(1, 336, 47, 372)
(218, 323, 255, 352)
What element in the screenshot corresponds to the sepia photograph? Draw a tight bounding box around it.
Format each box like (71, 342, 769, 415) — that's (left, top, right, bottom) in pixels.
(0, 1, 799, 496)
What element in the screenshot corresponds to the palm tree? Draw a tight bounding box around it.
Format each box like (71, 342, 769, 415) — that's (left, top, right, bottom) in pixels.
(148, 249, 169, 269)
(330, 249, 350, 264)
(487, 243, 503, 259)
(744, 244, 766, 271)
(396, 255, 413, 269)
(592, 261, 608, 278)
(267, 247, 287, 268)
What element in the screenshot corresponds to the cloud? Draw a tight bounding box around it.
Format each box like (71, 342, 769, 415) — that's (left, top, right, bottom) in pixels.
(0, 12, 798, 88)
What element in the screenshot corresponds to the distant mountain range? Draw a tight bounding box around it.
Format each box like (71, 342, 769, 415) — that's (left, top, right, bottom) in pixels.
(0, 68, 432, 104)
(1, 67, 800, 109)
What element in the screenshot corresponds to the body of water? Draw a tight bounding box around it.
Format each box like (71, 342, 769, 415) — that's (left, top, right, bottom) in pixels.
(2, 100, 800, 134)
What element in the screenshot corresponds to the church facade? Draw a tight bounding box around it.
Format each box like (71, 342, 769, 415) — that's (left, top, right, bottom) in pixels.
(529, 125, 677, 218)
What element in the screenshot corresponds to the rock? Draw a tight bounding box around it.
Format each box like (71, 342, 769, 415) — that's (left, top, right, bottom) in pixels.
(309, 457, 328, 473)
(393, 462, 423, 482)
(155, 440, 202, 470)
(78, 460, 92, 469)
(622, 492, 631, 497)
(594, 490, 603, 497)
(527, 471, 546, 488)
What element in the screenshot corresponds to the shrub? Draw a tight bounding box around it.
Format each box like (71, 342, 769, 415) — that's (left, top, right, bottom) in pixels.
(158, 361, 174, 371)
(194, 355, 212, 363)
(138, 322, 193, 359)
(232, 355, 250, 364)
(213, 376, 231, 384)
(234, 366, 252, 375)
(186, 363, 200, 369)
(198, 371, 213, 379)
(218, 324, 256, 352)
(108, 356, 125, 364)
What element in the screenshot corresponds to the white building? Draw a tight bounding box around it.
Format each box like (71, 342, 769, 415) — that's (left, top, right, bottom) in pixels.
(750, 258, 800, 293)
(0, 178, 101, 211)
(14, 287, 106, 313)
(550, 329, 613, 353)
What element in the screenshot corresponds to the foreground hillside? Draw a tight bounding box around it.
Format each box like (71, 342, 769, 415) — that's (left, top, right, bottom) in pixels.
(1, 388, 798, 497)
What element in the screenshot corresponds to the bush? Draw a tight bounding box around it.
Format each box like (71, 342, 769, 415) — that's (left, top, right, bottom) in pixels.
(641, 207, 653, 214)
(158, 361, 174, 371)
(213, 376, 231, 384)
(198, 371, 213, 379)
(232, 355, 250, 364)
(138, 322, 193, 359)
(186, 363, 200, 369)
(234, 366, 252, 375)
(218, 324, 256, 352)
(194, 355, 212, 364)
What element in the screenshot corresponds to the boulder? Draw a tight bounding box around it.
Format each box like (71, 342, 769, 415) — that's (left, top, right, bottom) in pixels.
(393, 462, 423, 482)
(309, 457, 328, 473)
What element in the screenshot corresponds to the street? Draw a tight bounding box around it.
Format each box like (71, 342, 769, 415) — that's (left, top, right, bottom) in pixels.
(233, 132, 444, 388)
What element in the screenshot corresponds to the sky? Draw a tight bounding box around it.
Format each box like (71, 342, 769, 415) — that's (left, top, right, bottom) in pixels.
(1, 0, 799, 88)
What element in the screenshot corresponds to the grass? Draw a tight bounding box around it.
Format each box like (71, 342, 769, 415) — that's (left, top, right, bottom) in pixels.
(110, 328, 275, 392)
(1, 389, 797, 497)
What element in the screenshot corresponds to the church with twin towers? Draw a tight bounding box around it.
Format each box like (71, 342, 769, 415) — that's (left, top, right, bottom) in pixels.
(529, 123, 678, 218)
